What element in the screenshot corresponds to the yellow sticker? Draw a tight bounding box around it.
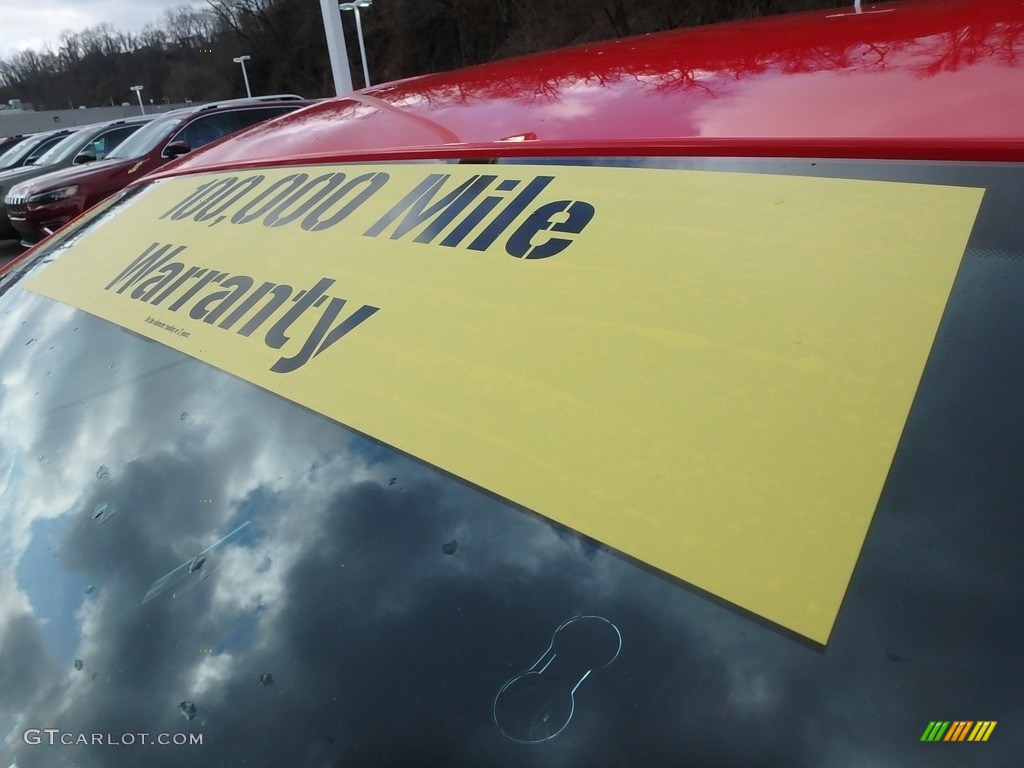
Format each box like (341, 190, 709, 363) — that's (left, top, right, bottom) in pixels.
(23, 163, 983, 643)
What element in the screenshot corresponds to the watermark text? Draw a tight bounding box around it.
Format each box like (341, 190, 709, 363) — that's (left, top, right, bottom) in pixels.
(23, 729, 202, 746)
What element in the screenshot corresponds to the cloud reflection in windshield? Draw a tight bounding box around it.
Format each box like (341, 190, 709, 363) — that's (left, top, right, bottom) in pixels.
(1, 180, 1022, 767)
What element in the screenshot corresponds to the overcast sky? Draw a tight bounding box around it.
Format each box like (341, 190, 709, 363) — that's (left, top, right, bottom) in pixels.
(1, 1, 205, 61)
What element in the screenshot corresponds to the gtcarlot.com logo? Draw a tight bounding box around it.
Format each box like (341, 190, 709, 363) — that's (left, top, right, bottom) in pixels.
(23, 729, 203, 746)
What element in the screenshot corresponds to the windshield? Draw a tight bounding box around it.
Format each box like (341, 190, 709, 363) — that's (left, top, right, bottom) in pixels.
(0, 136, 27, 161)
(105, 115, 180, 160)
(0, 157, 1019, 767)
(29, 130, 91, 166)
(0, 133, 52, 170)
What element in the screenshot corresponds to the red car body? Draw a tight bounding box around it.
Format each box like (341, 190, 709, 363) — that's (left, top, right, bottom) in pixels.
(152, 0, 1024, 178)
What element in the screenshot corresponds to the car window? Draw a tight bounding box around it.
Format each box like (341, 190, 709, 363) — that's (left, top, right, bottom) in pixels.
(0, 136, 28, 160)
(231, 105, 296, 131)
(25, 134, 71, 164)
(25, 131, 84, 166)
(29, 124, 139, 167)
(0, 157, 1019, 768)
(82, 124, 142, 161)
(170, 107, 298, 151)
(0, 134, 60, 170)
(171, 113, 238, 150)
(105, 116, 182, 160)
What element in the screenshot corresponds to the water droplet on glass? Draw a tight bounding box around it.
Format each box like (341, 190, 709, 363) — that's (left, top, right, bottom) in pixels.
(260, 673, 274, 687)
(74, 659, 84, 671)
(188, 556, 206, 573)
(96, 465, 111, 482)
(92, 502, 108, 520)
(37, 455, 49, 464)
(179, 700, 197, 721)
(85, 585, 95, 594)
(180, 412, 188, 421)
(442, 540, 458, 555)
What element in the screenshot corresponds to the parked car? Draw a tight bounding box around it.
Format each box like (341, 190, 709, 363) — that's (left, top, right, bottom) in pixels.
(0, 1, 1021, 766)
(3, 96, 310, 246)
(0, 127, 78, 173)
(0, 134, 29, 162)
(0, 116, 151, 239)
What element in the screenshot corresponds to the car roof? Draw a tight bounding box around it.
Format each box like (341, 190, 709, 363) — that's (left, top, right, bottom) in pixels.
(31, 116, 153, 148)
(155, 0, 1024, 180)
(77, 114, 153, 133)
(150, 94, 311, 122)
(18, 127, 79, 143)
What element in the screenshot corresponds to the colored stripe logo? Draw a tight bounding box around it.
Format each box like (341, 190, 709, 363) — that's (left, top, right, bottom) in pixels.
(921, 721, 996, 742)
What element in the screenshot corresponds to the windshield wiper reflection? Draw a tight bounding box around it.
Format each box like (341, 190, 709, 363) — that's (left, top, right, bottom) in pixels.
(141, 521, 250, 603)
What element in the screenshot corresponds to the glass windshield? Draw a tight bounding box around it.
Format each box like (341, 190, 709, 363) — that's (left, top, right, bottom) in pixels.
(0, 136, 28, 161)
(105, 116, 181, 160)
(0, 157, 1020, 768)
(0, 133, 52, 170)
(29, 130, 90, 166)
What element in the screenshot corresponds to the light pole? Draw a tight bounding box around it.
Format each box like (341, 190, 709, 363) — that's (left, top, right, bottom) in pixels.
(320, 0, 354, 95)
(233, 55, 252, 98)
(339, 1, 373, 88)
(130, 85, 145, 115)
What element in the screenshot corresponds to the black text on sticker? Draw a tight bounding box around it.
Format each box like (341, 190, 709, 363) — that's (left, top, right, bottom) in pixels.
(160, 171, 596, 259)
(105, 242, 378, 374)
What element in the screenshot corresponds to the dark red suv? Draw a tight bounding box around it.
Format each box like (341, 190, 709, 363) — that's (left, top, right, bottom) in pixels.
(4, 95, 309, 246)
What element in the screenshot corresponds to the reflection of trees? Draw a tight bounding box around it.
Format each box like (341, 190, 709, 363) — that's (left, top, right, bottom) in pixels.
(913, 22, 1024, 76)
(372, 13, 1024, 112)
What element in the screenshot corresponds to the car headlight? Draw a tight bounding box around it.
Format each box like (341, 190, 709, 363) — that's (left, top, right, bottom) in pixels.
(28, 185, 79, 205)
